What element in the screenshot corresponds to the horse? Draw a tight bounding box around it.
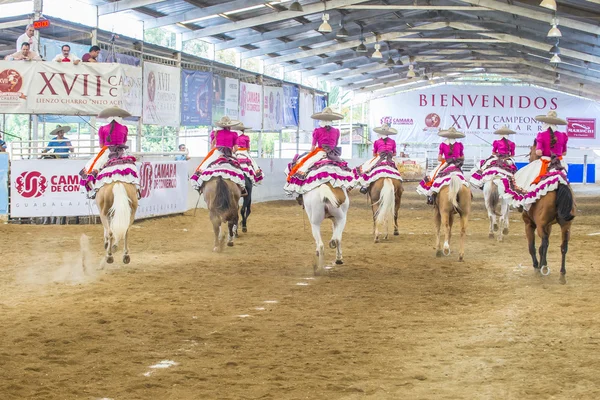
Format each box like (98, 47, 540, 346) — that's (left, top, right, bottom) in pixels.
(434, 175, 471, 261)
(239, 176, 253, 234)
(483, 180, 511, 241)
(367, 178, 403, 242)
(96, 182, 138, 264)
(303, 183, 349, 275)
(203, 176, 241, 252)
(522, 144, 575, 280)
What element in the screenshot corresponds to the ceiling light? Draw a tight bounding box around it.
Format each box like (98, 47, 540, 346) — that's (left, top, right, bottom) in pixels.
(318, 13, 332, 33)
(372, 44, 383, 58)
(288, 1, 303, 11)
(336, 25, 349, 37)
(549, 42, 560, 55)
(396, 51, 404, 65)
(550, 54, 561, 64)
(407, 65, 416, 78)
(385, 56, 395, 67)
(539, 0, 556, 11)
(356, 40, 367, 53)
(547, 18, 561, 37)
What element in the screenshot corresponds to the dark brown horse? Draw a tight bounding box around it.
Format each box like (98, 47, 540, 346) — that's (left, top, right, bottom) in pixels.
(523, 144, 575, 281)
(367, 178, 403, 242)
(203, 176, 241, 252)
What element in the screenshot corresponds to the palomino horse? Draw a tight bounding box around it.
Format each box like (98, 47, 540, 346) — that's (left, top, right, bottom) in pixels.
(303, 183, 349, 275)
(483, 180, 510, 241)
(522, 144, 575, 280)
(368, 177, 403, 242)
(239, 176, 253, 234)
(204, 176, 241, 252)
(435, 175, 471, 261)
(96, 182, 138, 264)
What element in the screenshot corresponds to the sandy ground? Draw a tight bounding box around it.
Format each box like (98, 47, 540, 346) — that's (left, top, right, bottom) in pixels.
(1, 183, 600, 400)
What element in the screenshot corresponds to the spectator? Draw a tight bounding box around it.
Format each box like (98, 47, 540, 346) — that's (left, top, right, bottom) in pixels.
(42, 125, 74, 159)
(82, 45, 101, 63)
(52, 45, 80, 64)
(16, 24, 38, 53)
(175, 144, 190, 161)
(0, 134, 7, 152)
(5, 42, 42, 61)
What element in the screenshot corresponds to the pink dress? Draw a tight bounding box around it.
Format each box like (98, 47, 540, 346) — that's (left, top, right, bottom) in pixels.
(439, 142, 464, 160)
(470, 138, 516, 189)
(237, 134, 251, 149)
(312, 126, 340, 148)
(353, 137, 401, 186)
(536, 129, 568, 157)
(373, 137, 396, 155)
(492, 138, 515, 156)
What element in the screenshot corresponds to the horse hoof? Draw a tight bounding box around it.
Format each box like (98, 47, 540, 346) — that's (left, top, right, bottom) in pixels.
(242, 227, 247, 233)
(106, 256, 114, 264)
(227, 242, 234, 247)
(394, 231, 399, 236)
(123, 255, 130, 264)
(493, 224, 498, 232)
(374, 238, 379, 244)
(559, 274, 567, 285)
(329, 240, 337, 249)
(503, 228, 509, 235)
(458, 256, 464, 262)
(213, 247, 221, 253)
(488, 233, 495, 239)
(436, 250, 443, 257)
(335, 259, 344, 265)
(540, 265, 550, 276)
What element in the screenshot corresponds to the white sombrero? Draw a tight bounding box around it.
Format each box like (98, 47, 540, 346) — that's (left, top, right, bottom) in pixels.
(49, 125, 71, 135)
(438, 127, 465, 139)
(494, 126, 516, 135)
(215, 115, 241, 128)
(97, 106, 131, 119)
(535, 110, 567, 126)
(373, 123, 397, 136)
(311, 107, 343, 121)
(234, 122, 252, 131)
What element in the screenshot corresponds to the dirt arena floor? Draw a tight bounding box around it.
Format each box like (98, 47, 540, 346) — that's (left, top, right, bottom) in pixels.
(1, 183, 600, 399)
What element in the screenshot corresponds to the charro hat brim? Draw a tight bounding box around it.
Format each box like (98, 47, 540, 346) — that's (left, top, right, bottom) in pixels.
(438, 128, 465, 139)
(535, 115, 567, 126)
(494, 127, 516, 135)
(49, 125, 71, 136)
(373, 126, 398, 135)
(311, 108, 343, 121)
(98, 107, 131, 119)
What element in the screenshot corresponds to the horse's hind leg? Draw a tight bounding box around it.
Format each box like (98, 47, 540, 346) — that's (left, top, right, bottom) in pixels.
(330, 213, 347, 265)
(538, 224, 552, 271)
(560, 221, 571, 280)
(393, 187, 402, 236)
(435, 207, 443, 257)
(524, 215, 538, 269)
(210, 213, 222, 252)
(122, 229, 131, 264)
(458, 213, 468, 262)
(227, 219, 237, 247)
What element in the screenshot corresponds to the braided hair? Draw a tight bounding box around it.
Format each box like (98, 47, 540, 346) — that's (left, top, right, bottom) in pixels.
(106, 119, 117, 143)
(448, 141, 455, 157)
(549, 126, 557, 147)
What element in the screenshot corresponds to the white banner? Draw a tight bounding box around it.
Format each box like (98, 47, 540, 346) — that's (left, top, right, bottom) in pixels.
(239, 82, 262, 128)
(0, 61, 142, 116)
(225, 77, 239, 119)
(142, 62, 181, 127)
(10, 159, 188, 219)
(299, 88, 314, 132)
(263, 86, 284, 131)
(370, 84, 600, 148)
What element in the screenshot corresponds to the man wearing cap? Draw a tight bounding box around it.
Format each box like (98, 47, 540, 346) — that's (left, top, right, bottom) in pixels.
(234, 122, 263, 185)
(470, 126, 517, 189)
(354, 123, 403, 194)
(42, 126, 74, 159)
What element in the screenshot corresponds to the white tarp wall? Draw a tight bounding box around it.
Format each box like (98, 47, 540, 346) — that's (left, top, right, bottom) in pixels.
(142, 62, 181, 127)
(239, 82, 263, 128)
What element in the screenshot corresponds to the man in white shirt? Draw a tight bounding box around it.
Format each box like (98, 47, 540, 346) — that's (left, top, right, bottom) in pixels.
(52, 44, 81, 64)
(16, 24, 38, 53)
(5, 42, 42, 61)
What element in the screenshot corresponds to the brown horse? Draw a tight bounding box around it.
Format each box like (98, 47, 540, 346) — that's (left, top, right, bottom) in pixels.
(203, 176, 241, 252)
(434, 175, 471, 261)
(522, 144, 575, 280)
(367, 177, 403, 242)
(96, 182, 138, 264)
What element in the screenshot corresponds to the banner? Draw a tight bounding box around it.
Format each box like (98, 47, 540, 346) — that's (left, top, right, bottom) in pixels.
(283, 84, 299, 127)
(225, 78, 239, 120)
(370, 84, 600, 148)
(313, 94, 327, 128)
(239, 82, 263, 128)
(212, 75, 226, 122)
(143, 62, 181, 127)
(299, 88, 314, 132)
(10, 159, 188, 219)
(263, 86, 284, 131)
(0, 153, 8, 215)
(181, 69, 212, 126)
(0, 61, 142, 116)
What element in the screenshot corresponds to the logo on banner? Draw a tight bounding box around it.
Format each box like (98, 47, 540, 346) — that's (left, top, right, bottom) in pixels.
(147, 71, 156, 102)
(567, 118, 595, 139)
(425, 113, 441, 128)
(240, 84, 247, 117)
(0, 69, 23, 93)
(380, 116, 414, 126)
(139, 162, 153, 199)
(16, 171, 47, 198)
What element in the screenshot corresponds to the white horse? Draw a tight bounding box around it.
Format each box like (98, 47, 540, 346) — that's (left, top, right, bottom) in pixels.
(482, 180, 510, 242)
(303, 183, 349, 275)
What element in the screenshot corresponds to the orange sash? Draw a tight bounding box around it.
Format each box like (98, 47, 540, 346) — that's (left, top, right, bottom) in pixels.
(425, 160, 446, 188)
(237, 147, 249, 151)
(195, 147, 218, 172)
(287, 147, 323, 182)
(532, 156, 562, 184)
(87, 146, 109, 174)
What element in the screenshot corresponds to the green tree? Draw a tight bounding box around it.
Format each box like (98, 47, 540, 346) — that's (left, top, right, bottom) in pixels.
(144, 28, 176, 49)
(183, 39, 211, 58)
(216, 49, 237, 66)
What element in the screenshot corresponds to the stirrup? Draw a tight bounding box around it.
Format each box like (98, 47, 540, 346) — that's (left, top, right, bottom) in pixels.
(359, 186, 368, 194)
(296, 195, 304, 207)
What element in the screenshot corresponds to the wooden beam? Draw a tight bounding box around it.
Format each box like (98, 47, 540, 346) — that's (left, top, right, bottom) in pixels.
(341, 5, 490, 10)
(390, 38, 505, 43)
(0, 19, 30, 30)
(98, 0, 168, 16)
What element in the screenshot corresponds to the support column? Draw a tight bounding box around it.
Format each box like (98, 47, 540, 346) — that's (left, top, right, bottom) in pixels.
(90, 116, 97, 153)
(136, 118, 142, 152)
(33, 0, 43, 55)
(278, 130, 282, 158)
(32, 115, 39, 155)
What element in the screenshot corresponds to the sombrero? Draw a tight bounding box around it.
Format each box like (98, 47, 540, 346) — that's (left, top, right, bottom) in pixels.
(494, 126, 516, 135)
(535, 110, 567, 126)
(373, 123, 398, 136)
(438, 127, 465, 139)
(215, 116, 241, 128)
(49, 125, 71, 136)
(311, 107, 343, 121)
(98, 106, 131, 119)
(234, 122, 252, 131)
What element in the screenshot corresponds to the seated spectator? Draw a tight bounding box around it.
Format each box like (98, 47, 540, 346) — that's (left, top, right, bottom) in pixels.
(0, 134, 7, 152)
(82, 45, 101, 63)
(52, 45, 80, 64)
(16, 24, 38, 53)
(175, 144, 190, 161)
(42, 125, 74, 159)
(5, 42, 42, 61)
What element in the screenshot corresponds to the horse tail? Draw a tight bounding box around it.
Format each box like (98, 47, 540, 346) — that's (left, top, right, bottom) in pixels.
(214, 176, 233, 213)
(318, 183, 345, 208)
(374, 178, 395, 230)
(556, 184, 575, 223)
(109, 182, 132, 246)
(485, 182, 501, 216)
(448, 175, 462, 209)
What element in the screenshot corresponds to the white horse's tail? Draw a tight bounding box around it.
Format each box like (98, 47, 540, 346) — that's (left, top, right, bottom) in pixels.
(318, 184, 343, 208)
(374, 178, 395, 231)
(109, 183, 132, 246)
(448, 175, 463, 210)
(484, 181, 501, 216)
